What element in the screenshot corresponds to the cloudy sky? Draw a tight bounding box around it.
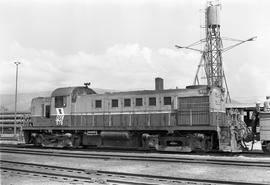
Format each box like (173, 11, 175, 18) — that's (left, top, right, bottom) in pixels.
(0, 0, 269, 102)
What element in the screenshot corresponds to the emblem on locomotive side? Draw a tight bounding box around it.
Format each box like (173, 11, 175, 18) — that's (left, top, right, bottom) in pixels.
(56, 108, 64, 126)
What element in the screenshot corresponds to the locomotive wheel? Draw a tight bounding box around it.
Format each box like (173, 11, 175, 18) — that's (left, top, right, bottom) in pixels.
(33, 134, 42, 146)
(262, 141, 270, 153)
(72, 134, 82, 148)
(23, 131, 31, 144)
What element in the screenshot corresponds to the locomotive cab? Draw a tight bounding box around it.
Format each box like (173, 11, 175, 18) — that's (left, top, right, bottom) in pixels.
(50, 86, 96, 126)
(23, 86, 96, 147)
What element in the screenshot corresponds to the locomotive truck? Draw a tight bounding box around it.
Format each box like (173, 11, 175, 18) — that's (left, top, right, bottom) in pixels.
(23, 78, 265, 153)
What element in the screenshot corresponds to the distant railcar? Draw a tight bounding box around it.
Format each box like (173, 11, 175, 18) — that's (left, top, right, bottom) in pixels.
(260, 112, 270, 153)
(23, 78, 249, 152)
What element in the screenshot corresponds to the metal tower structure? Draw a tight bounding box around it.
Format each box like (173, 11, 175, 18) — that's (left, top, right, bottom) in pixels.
(176, 1, 256, 103)
(204, 2, 223, 88)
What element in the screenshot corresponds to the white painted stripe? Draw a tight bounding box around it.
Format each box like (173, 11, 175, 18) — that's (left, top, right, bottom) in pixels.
(129, 114, 132, 126)
(147, 114, 150, 126)
(168, 113, 171, 126)
(34, 110, 224, 117)
(50, 110, 172, 116)
(109, 114, 111, 126)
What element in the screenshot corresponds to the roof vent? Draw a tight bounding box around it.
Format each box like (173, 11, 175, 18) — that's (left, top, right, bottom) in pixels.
(155, 77, 164, 91)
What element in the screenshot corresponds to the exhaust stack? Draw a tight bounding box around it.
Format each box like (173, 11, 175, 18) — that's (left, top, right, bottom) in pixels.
(155, 77, 164, 91)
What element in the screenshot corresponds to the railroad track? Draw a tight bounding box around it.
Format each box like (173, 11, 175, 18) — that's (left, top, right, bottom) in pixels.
(1, 146, 270, 168)
(0, 143, 265, 156)
(1, 160, 267, 185)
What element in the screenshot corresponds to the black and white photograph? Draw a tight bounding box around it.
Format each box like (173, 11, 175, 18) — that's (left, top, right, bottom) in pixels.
(0, 0, 270, 184)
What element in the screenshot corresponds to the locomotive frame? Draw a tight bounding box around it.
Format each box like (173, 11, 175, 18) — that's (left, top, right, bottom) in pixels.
(23, 78, 243, 152)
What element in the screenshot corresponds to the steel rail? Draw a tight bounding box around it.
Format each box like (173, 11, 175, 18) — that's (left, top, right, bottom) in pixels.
(0, 143, 265, 155)
(1, 147, 270, 168)
(1, 160, 147, 185)
(1, 160, 267, 185)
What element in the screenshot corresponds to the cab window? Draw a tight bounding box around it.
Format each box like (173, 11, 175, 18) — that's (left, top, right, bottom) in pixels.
(95, 100, 102, 108)
(149, 97, 156, 106)
(42, 104, 51, 118)
(112, 99, 118, 107)
(55, 96, 67, 108)
(45, 105, 50, 118)
(124, 98, 131, 107)
(136, 98, 143, 106)
(164, 97, 171, 105)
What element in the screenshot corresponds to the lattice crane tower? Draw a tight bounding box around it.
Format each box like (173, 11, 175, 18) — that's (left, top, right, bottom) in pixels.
(204, 2, 223, 88)
(176, 1, 256, 103)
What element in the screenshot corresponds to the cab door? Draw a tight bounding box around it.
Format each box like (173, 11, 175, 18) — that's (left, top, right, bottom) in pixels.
(52, 96, 71, 126)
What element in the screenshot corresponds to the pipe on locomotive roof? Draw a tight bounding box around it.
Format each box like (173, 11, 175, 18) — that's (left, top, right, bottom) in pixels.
(155, 77, 164, 91)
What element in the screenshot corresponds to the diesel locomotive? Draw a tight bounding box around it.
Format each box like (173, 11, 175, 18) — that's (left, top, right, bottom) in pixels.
(23, 78, 257, 152)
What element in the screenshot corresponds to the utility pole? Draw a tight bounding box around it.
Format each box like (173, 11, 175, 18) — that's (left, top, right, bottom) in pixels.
(14, 61, 21, 137)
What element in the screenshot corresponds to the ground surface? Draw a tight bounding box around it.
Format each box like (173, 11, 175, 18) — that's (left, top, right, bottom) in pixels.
(1, 147, 270, 185)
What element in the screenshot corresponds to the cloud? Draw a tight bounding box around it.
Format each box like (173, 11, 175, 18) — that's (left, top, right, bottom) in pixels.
(0, 0, 269, 104)
(0, 41, 269, 103)
(226, 62, 270, 102)
(0, 42, 199, 94)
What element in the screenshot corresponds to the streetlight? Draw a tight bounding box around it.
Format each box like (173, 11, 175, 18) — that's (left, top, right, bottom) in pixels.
(14, 61, 21, 137)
